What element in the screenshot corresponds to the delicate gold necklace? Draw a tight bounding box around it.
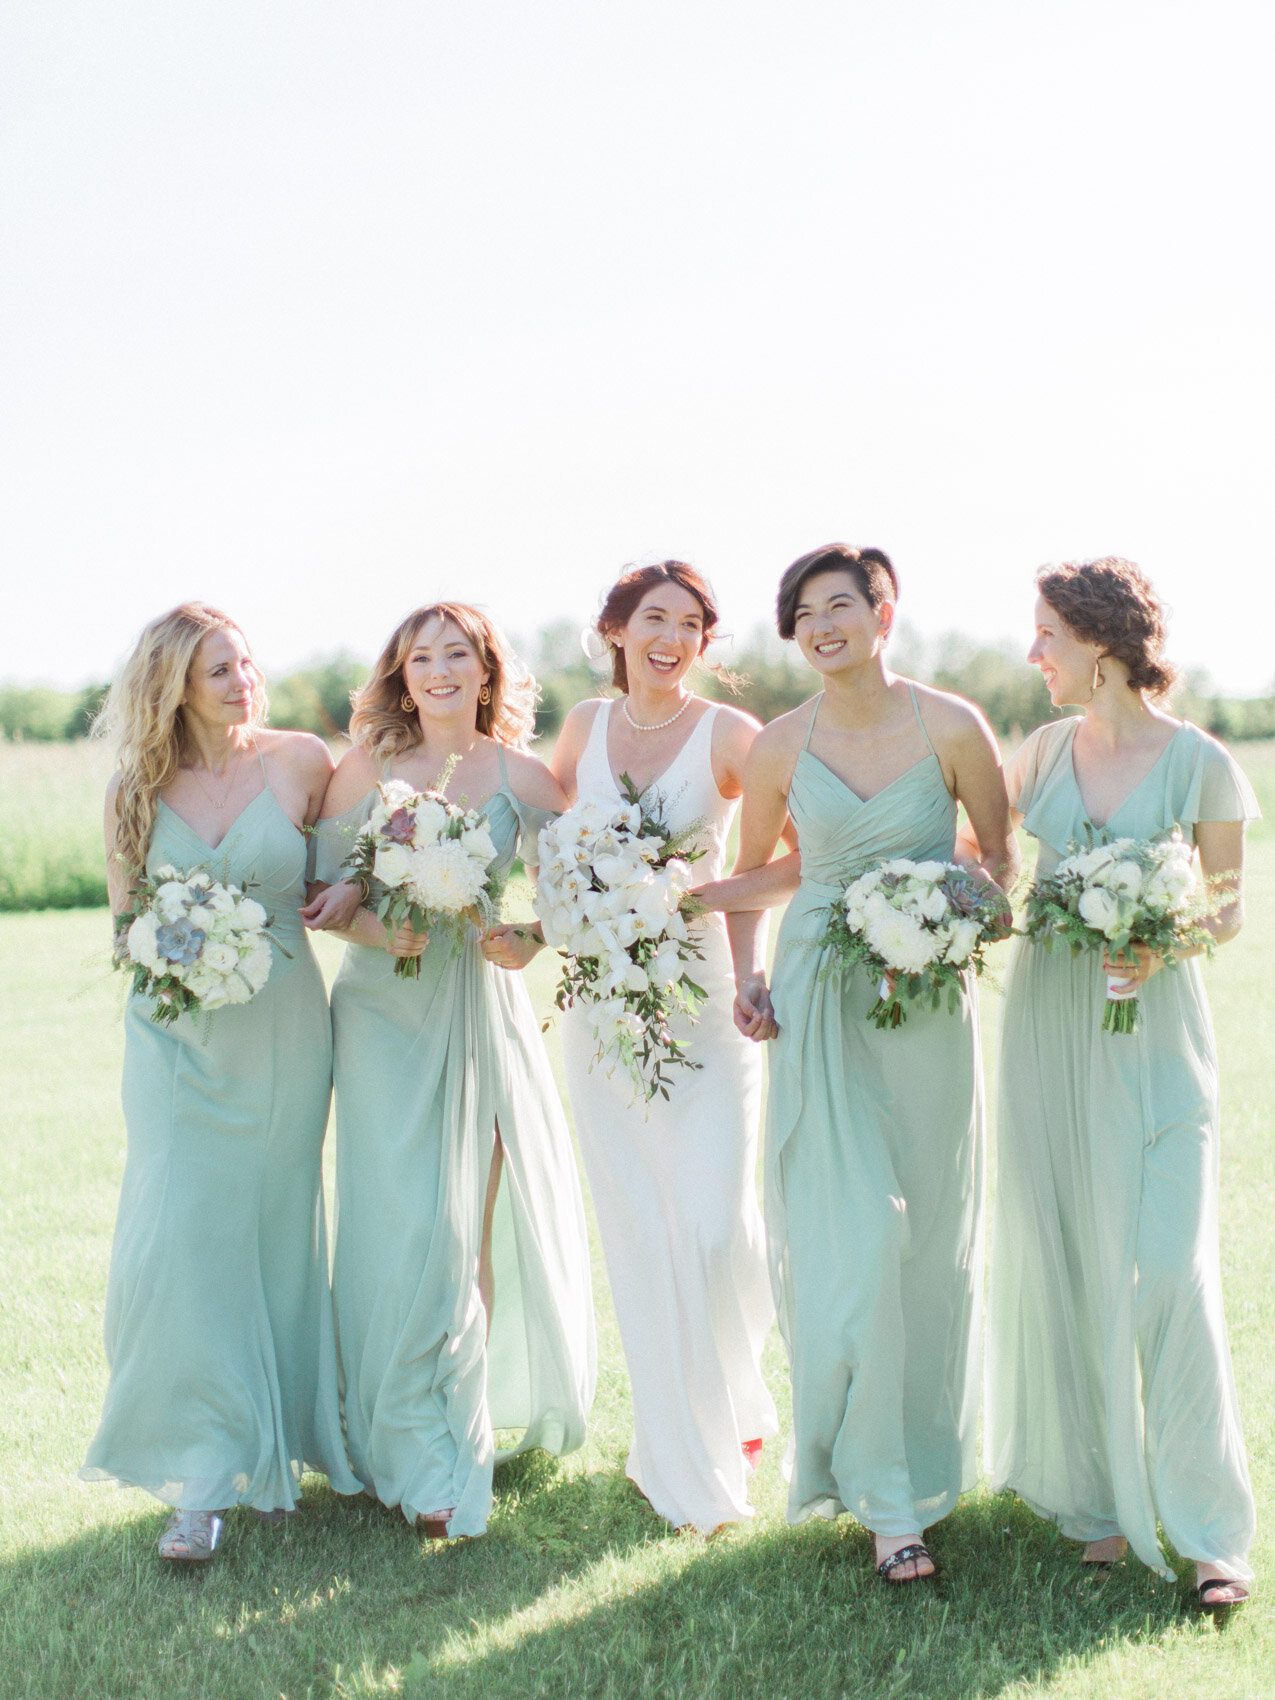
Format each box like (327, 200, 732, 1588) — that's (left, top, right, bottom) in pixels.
(186, 740, 250, 811)
(622, 693, 692, 733)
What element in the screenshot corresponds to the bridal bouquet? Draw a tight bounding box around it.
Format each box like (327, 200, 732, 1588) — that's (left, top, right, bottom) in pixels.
(822, 857, 1010, 1029)
(115, 864, 279, 1025)
(342, 779, 499, 978)
(1022, 829, 1214, 1034)
(534, 779, 707, 1102)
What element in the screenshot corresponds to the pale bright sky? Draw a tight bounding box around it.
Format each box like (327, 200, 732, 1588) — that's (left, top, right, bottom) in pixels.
(3, 1, 1272, 693)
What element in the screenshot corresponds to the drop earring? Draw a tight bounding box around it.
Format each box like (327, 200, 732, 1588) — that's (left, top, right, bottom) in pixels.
(401, 692, 416, 712)
(478, 684, 492, 706)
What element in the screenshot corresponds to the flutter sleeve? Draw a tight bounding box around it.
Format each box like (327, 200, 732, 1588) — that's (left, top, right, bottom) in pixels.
(508, 796, 559, 866)
(308, 797, 374, 885)
(1187, 731, 1262, 826)
(1005, 720, 1072, 816)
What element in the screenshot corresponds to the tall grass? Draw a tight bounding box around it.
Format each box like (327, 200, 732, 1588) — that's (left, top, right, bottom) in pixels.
(5, 735, 1274, 914)
(0, 741, 112, 910)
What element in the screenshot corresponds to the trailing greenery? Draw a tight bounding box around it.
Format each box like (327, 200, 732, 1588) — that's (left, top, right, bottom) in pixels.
(0, 902, 1271, 1698)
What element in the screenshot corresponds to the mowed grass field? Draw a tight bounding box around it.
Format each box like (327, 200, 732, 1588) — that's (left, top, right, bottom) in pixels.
(0, 742, 1272, 1698)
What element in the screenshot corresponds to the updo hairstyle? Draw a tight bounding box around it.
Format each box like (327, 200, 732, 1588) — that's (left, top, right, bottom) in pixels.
(1035, 558, 1177, 699)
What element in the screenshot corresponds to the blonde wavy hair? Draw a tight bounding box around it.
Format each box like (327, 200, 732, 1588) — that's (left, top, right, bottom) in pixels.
(349, 603, 538, 763)
(94, 603, 267, 881)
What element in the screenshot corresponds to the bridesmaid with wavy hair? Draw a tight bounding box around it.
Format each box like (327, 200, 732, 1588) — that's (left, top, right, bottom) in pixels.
(82, 603, 357, 1562)
(981, 559, 1257, 1608)
(705, 544, 1015, 1583)
(305, 602, 595, 1539)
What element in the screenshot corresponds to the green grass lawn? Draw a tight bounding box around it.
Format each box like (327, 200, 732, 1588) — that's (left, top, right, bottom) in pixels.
(0, 819, 1272, 1696)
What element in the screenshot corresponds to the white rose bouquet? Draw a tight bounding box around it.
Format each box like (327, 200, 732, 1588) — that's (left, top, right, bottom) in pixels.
(821, 857, 1010, 1030)
(534, 776, 707, 1102)
(341, 778, 500, 978)
(1023, 829, 1215, 1034)
(114, 864, 281, 1026)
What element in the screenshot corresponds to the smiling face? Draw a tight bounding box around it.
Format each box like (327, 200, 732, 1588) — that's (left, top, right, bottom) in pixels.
(182, 627, 259, 729)
(1028, 595, 1101, 705)
(402, 616, 490, 722)
(791, 569, 893, 675)
(615, 583, 706, 692)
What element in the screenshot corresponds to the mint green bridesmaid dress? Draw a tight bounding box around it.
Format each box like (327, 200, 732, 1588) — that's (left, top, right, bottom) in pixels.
(312, 761, 596, 1537)
(986, 718, 1258, 1581)
(766, 691, 984, 1535)
(82, 778, 357, 1511)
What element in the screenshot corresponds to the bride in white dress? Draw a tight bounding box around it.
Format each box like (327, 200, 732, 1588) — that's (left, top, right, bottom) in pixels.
(488, 561, 778, 1531)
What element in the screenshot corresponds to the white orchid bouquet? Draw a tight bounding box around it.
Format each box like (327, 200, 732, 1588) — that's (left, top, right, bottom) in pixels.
(341, 779, 501, 978)
(822, 857, 1010, 1030)
(534, 777, 707, 1102)
(1022, 829, 1216, 1034)
(114, 864, 281, 1026)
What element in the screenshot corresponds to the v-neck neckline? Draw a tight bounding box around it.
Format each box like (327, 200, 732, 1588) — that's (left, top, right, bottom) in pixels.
(1067, 719, 1185, 828)
(157, 785, 275, 853)
(797, 746, 940, 806)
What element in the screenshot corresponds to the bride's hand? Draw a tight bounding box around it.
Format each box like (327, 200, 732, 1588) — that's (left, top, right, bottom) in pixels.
(734, 973, 779, 1042)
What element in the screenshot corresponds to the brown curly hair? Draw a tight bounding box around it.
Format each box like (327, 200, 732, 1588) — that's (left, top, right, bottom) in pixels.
(595, 562, 721, 692)
(1036, 558, 1177, 699)
(349, 602, 539, 762)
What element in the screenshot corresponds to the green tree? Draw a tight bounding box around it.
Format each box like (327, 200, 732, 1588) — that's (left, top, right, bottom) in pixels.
(267, 655, 369, 738)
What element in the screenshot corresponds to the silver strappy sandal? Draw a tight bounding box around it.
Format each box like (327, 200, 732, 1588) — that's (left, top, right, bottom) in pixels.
(157, 1508, 226, 1561)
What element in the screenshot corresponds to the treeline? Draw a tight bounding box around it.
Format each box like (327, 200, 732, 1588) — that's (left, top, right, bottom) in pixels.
(3, 634, 1273, 745)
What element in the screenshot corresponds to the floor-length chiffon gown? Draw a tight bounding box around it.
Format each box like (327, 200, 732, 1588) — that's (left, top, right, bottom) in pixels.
(562, 699, 777, 1532)
(82, 772, 357, 1511)
(766, 689, 983, 1534)
(313, 755, 596, 1536)
(986, 717, 1258, 1581)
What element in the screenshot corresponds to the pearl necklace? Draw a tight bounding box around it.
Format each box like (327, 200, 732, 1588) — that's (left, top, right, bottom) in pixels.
(622, 693, 692, 733)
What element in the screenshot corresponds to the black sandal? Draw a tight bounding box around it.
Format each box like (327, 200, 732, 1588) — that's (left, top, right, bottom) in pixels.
(1195, 1577, 1248, 1611)
(876, 1542, 936, 1584)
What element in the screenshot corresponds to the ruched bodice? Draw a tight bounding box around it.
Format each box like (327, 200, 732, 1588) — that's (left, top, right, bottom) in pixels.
(787, 749, 957, 898)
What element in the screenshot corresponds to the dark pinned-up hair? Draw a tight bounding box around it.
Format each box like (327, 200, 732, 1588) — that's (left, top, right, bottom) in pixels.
(595, 561, 721, 692)
(776, 544, 899, 639)
(1036, 558, 1177, 699)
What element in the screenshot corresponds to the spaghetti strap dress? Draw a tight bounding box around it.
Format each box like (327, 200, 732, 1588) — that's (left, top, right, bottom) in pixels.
(311, 750, 596, 1537)
(766, 688, 984, 1534)
(986, 717, 1259, 1581)
(562, 699, 777, 1532)
(82, 761, 357, 1511)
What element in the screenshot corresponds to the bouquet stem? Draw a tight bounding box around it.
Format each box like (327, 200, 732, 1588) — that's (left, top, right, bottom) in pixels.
(1102, 974, 1140, 1035)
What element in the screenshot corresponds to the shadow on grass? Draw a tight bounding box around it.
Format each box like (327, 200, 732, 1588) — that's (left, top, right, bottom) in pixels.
(0, 1449, 668, 1700)
(0, 1474, 1237, 1700)
(406, 1491, 1231, 1700)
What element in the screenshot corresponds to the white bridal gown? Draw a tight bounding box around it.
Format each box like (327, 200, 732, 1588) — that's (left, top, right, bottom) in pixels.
(561, 699, 777, 1530)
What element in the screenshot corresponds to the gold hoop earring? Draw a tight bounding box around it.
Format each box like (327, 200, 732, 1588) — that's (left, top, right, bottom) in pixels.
(478, 684, 492, 706)
(401, 692, 415, 712)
